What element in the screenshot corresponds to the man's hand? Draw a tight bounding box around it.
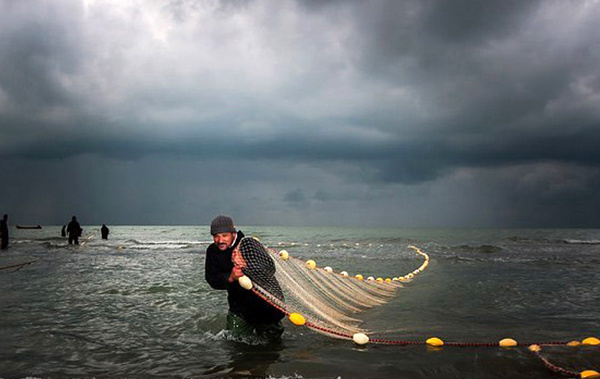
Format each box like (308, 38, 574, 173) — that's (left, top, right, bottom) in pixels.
(228, 266, 244, 283)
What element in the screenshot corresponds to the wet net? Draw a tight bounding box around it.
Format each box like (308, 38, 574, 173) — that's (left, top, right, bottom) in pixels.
(236, 237, 429, 340)
(234, 237, 600, 377)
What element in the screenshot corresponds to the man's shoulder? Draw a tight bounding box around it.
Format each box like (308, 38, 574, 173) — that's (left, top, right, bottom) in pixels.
(206, 243, 220, 254)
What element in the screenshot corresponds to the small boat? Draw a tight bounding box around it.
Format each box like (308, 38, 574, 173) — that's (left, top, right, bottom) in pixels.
(16, 225, 43, 229)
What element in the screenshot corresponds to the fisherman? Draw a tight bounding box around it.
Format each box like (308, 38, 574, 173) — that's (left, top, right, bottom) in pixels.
(67, 216, 82, 245)
(204, 215, 284, 341)
(1, 214, 9, 250)
(101, 224, 110, 240)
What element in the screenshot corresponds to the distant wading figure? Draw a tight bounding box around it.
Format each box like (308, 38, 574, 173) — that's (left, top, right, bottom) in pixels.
(61, 225, 66, 237)
(67, 216, 82, 245)
(101, 224, 110, 240)
(1, 214, 9, 250)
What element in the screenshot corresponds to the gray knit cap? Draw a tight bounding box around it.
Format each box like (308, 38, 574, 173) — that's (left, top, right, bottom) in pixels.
(210, 215, 236, 235)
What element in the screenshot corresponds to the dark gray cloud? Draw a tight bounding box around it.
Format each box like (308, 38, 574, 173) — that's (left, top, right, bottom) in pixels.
(1, 0, 600, 227)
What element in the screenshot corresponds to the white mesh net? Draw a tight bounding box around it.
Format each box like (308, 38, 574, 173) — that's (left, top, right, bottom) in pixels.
(235, 237, 429, 340)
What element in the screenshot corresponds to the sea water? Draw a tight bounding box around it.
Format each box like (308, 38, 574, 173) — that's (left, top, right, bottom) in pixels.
(1, 226, 599, 378)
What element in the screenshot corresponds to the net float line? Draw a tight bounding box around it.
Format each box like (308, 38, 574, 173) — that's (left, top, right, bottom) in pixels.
(242, 242, 430, 337)
(273, 244, 430, 287)
(257, 284, 600, 353)
(239, 241, 599, 378)
(528, 343, 600, 378)
(251, 280, 600, 378)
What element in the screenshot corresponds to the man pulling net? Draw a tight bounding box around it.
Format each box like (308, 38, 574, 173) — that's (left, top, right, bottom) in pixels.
(205, 215, 284, 342)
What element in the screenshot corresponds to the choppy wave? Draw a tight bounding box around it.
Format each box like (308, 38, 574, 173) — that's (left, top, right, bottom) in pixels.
(122, 241, 203, 250)
(563, 239, 600, 245)
(505, 236, 600, 245)
(504, 236, 564, 244)
(3, 226, 600, 379)
(453, 244, 505, 254)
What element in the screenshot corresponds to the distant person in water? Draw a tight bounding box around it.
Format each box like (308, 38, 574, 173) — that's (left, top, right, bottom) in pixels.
(67, 216, 82, 245)
(101, 224, 110, 240)
(61, 225, 66, 237)
(1, 214, 9, 250)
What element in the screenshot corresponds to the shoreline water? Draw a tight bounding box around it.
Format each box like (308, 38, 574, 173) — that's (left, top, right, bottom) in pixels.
(1, 226, 599, 378)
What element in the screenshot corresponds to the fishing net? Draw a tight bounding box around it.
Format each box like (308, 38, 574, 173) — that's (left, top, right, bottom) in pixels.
(235, 236, 429, 340)
(233, 237, 600, 377)
(232, 238, 600, 378)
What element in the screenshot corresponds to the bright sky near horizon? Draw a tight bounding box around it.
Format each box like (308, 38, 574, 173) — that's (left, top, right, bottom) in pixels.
(1, 0, 600, 227)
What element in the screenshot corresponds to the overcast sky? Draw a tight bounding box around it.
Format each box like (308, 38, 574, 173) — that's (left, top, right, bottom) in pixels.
(1, 0, 600, 227)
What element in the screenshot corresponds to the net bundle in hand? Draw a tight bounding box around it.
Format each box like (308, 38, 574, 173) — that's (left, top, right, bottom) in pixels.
(236, 237, 429, 341)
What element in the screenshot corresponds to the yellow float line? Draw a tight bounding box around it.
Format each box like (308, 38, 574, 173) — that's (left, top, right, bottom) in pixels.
(277, 244, 430, 285)
(272, 243, 599, 378)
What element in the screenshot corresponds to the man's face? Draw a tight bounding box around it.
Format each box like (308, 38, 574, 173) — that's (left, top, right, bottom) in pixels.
(213, 232, 236, 251)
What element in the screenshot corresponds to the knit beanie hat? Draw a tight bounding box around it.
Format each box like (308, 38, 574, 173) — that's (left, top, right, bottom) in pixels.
(210, 215, 236, 235)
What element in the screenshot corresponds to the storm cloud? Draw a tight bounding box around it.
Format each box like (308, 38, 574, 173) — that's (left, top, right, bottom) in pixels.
(1, 0, 599, 227)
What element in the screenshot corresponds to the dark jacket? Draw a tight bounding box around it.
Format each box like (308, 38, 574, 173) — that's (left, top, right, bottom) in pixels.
(204, 231, 284, 326)
(0, 219, 7, 236)
(0, 219, 8, 248)
(67, 220, 81, 236)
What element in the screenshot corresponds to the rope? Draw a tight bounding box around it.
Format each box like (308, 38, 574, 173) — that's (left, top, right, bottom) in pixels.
(529, 345, 580, 377)
(0, 260, 36, 272)
(242, 243, 599, 378)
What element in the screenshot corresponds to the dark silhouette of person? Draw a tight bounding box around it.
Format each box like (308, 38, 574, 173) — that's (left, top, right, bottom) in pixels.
(101, 224, 109, 240)
(67, 216, 82, 245)
(1, 214, 8, 250)
(61, 225, 66, 237)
